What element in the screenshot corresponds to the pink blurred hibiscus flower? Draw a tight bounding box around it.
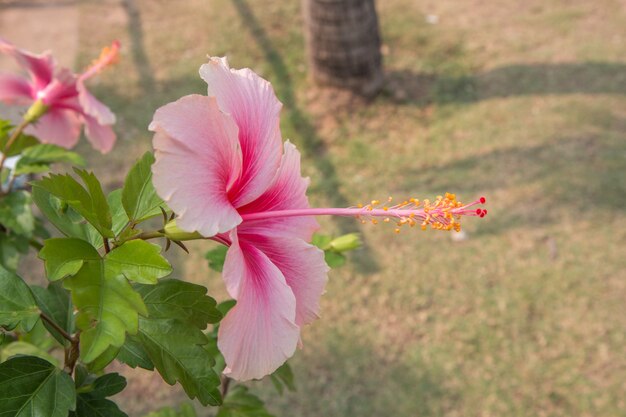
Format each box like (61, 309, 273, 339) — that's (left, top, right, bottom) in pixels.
(0, 39, 119, 153)
(150, 57, 329, 381)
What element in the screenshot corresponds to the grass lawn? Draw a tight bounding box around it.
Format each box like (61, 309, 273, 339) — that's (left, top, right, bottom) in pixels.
(40, 0, 626, 415)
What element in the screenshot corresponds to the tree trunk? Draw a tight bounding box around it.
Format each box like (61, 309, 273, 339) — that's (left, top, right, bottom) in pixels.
(302, 0, 384, 96)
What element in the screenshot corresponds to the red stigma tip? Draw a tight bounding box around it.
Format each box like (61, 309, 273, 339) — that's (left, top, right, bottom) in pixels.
(483, 209, 488, 215)
(476, 208, 482, 215)
(479, 197, 486, 204)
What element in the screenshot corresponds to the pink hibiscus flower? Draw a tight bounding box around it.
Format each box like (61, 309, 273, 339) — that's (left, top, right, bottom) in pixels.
(0, 39, 119, 153)
(151, 57, 487, 381)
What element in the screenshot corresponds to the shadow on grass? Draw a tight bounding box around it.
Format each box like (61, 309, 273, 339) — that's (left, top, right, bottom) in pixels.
(261, 330, 455, 417)
(385, 62, 626, 106)
(399, 134, 626, 234)
(121, 0, 155, 93)
(230, 0, 379, 273)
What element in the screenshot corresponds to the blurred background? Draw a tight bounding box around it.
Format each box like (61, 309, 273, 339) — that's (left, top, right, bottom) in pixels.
(1, 0, 625, 416)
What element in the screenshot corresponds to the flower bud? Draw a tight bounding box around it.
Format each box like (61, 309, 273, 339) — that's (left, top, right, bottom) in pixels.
(163, 220, 203, 241)
(328, 233, 362, 253)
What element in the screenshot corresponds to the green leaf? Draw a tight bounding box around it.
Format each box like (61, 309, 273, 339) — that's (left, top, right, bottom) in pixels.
(0, 356, 76, 417)
(0, 232, 29, 272)
(86, 345, 121, 373)
(269, 362, 296, 395)
(90, 373, 127, 397)
(0, 341, 59, 365)
(32, 171, 113, 238)
(14, 144, 85, 175)
(71, 373, 127, 417)
(0, 190, 35, 237)
(216, 385, 274, 417)
(311, 234, 332, 250)
(137, 318, 222, 406)
(31, 283, 74, 346)
(117, 336, 154, 370)
(31, 187, 102, 248)
(136, 279, 222, 328)
(64, 260, 147, 363)
(324, 251, 346, 268)
(39, 238, 100, 281)
(0, 265, 39, 331)
(0, 121, 39, 157)
(217, 299, 237, 316)
(107, 189, 131, 236)
(105, 241, 171, 285)
(205, 246, 228, 273)
(122, 152, 164, 223)
(72, 396, 127, 417)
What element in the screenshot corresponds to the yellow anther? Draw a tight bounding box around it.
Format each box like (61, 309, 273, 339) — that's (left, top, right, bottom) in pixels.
(394, 228, 401, 234)
(372, 219, 378, 225)
(383, 206, 389, 211)
(357, 203, 363, 208)
(388, 196, 393, 202)
(383, 218, 390, 223)
(371, 200, 380, 206)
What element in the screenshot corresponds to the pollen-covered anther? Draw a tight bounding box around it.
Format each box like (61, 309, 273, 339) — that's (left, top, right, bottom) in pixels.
(349, 192, 486, 234)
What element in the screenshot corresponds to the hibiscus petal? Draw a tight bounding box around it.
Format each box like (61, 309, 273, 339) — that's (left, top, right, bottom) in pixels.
(219, 231, 299, 381)
(150, 94, 243, 236)
(238, 232, 329, 327)
(0, 38, 53, 90)
(83, 114, 116, 153)
(26, 108, 81, 148)
(199, 57, 282, 208)
(0, 74, 33, 104)
(77, 81, 115, 125)
(238, 141, 319, 241)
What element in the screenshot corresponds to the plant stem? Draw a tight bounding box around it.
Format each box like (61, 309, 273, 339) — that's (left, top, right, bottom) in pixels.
(28, 238, 43, 251)
(40, 312, 76, 344)
(64, 334, 80, 375)
(0, 119, 30, 176)
(103, 237, 111, 253)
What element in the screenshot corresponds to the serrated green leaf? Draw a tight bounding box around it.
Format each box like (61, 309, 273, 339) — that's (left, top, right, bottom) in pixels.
(0, 356, 76, 417)
(122, 152, 163, 223)
(31, 283, 74, 346)
(216, 385, 274, 417)
(73, 168, 112, 232)
(0, 265, 39, 331)
(64, 260, 147, 363)
(137, 318, 222, 406)
(117, 336, 154, 370)
(107, 189, 130, 236)
(32, 171, 113, 238)
(31, 187, 102, 248)
(0, 190, 35, 237)
(269, 362, 296, 395)
(205, 246, 228, 273)
(105, 241, 171, 285)
(39, 238, 100, 281)
(135, 279, 221, 328)
(14, 144, 85, 175)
